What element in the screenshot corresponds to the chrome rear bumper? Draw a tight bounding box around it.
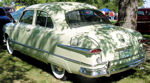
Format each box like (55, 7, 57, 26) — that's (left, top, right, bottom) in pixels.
(108, 56, 145, 75)
(80, 56, 145, 78)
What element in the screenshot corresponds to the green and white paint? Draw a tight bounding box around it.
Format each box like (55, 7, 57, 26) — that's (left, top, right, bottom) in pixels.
(3, 2, 146, 78)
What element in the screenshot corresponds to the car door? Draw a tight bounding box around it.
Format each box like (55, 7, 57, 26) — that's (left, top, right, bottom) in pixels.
(26, 10, 55, 62)
(12, 10, 36, 53)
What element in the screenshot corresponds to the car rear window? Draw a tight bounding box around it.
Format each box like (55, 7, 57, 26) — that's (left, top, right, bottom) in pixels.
(65, 9, 110, 28)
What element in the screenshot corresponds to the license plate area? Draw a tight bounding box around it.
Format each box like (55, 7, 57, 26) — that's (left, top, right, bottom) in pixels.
(119, 49, 131, 59)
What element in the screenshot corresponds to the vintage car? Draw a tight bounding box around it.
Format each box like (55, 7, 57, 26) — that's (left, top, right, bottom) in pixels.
(3, 2, 146, 80)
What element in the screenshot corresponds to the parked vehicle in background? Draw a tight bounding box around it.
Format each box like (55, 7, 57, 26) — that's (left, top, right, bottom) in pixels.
(3, 2, 146, 80)
(3, 7, 15, 22)
(0, 7, 11, 44)
(4, 7, 15, 13)
(137, 8, 150, 34)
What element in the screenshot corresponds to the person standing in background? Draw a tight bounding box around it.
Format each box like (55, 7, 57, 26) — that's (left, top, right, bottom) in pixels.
(0, 7, 11, 45)
(110, 10, 115, 20)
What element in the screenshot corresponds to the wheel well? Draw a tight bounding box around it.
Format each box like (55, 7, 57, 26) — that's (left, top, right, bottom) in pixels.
(4, 33, 8, 39)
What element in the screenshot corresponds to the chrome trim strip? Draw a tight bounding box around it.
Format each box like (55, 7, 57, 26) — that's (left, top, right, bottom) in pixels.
(10, 40, 145, 68)
(52, 54, 92, 67)
(57, 44, 92, 57)
(10, 40, 93, 67)
(57, 44, 90, 52)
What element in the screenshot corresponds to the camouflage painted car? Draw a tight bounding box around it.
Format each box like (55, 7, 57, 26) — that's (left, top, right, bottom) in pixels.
(3, 2, 146, 80)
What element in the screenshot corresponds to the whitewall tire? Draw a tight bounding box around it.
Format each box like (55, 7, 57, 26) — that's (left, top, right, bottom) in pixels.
(51, 64, 67, 80)
(6, 37, 14, 54)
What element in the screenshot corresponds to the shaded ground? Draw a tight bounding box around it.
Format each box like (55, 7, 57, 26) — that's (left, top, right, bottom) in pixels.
(0, 44, 150, 83)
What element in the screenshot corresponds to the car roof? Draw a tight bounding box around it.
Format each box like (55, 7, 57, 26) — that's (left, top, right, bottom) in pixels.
(138, 8, 150, 11)
(25, 2, 97, 12)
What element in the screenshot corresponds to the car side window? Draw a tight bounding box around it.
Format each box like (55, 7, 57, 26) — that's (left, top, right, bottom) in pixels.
(20, 10, 34, 24)
(147, 11, 150, 16)
(36, 11, 53, 28)
(137, 11, 144, 16)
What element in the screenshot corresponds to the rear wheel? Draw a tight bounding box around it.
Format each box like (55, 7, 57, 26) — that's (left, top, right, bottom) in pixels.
(6, 37, 13, 54)
(51, 64, 67, 80)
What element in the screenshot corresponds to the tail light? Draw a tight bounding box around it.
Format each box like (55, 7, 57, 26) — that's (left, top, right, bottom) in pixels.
(90, 49, 101, 54)
(140, 38, 148, 43)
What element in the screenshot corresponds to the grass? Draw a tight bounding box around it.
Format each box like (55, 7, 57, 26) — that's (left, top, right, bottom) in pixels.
(0, 45, 71, 83)
(110, 20, 117, 25)
(0, 41, 150, 83)
(143, 34, 150, 45)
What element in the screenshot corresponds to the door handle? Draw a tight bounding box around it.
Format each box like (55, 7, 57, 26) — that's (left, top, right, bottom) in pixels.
(26, 29, 30, 32)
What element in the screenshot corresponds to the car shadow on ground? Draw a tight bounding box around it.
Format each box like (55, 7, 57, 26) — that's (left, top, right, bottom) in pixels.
(12, 51, 51, 73)
(68, 69, 136, 83)
(11, 50, 137, 83)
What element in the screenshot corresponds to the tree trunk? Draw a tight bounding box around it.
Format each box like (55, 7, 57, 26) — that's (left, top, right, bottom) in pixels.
(118, 0, 139, 30)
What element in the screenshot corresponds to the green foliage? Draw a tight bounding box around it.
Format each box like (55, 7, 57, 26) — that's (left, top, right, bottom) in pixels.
(139, 0, 144, 6)
(0, 2, 3, 6)
(143, 34, 150, 45)
(3, 0, 13, 6)
(9, 0, 144, 12)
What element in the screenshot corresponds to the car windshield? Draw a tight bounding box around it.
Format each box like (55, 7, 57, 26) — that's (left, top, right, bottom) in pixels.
(66, 9, 110, 28)
(11, 7, 25, 22)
